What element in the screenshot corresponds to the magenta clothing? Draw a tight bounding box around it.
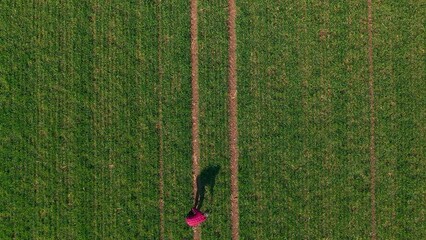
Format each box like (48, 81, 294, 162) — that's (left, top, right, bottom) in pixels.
(185, 208, 207, 227)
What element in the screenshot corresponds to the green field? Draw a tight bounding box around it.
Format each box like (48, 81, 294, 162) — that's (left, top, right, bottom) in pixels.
(1, 0, 424, 239)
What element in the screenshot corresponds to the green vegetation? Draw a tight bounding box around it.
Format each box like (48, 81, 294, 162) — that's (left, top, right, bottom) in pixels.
(159, 0, 192, 239)
(1, 0, 424, 239)
(374, 1, 425, 239)
(197, 0, 231, 238)
(1, 1, 162, 238)
(238, 1, 372, 238)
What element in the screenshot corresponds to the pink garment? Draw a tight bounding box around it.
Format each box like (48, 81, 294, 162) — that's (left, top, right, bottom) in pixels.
(185, 208, 207, 227)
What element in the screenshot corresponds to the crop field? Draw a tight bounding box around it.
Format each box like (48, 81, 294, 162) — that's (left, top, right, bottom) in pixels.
(1, 0, 425, 239)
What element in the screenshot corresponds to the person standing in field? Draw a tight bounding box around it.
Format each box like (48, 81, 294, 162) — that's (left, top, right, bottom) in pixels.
(185, 165, 220, 227)
(185, 207, 207, 227)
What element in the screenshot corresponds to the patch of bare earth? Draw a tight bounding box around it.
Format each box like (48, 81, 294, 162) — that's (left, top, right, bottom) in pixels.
(319, 29, 329, 41)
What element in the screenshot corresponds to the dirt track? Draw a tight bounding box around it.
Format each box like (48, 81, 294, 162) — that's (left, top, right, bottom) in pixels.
(367, 0, 377, 239)
(157, 0, 165, 239)
(228, 0, 239, 239)
(190, 0, 201, 239)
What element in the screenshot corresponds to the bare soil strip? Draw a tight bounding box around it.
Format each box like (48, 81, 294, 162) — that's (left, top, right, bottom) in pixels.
(367, 0, 377, 239)
(190, 0, 201, 239)
(227, 0, 239, 239)
(157, 0, 165, 239)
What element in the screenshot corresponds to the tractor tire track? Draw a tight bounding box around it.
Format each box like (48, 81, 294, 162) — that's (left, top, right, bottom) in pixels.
(367, 0, 377, 239)
(227, 0, 239, 239)
(190, 0, 201, 239)
(156, 0, 165, 239)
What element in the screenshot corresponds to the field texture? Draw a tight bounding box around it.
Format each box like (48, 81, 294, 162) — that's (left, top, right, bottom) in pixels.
(1, 0, 425, 239)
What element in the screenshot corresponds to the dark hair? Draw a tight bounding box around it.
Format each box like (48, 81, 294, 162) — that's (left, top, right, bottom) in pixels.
(186, 209, 196, 218)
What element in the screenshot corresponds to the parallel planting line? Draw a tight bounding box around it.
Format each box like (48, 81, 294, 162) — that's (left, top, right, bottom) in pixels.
(227, 0, 239, 239)
(299, 1, 311, 233)
(55, 2, 65, 236)
(58, 1, 69, 237)
(156, 0, 165, 239)
(367, 0, 377, 239)
(100, 9, 109, 238)
(33, 2, 41, 237)
(135, 0, 147, 235)
(106, 2, 116, 236)
(33, 2, 50, 237)
(90, 1, 101, 237)
(190, 0, 201, 239)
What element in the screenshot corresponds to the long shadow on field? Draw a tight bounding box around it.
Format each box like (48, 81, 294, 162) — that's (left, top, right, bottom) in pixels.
(194, 165, 221, 211)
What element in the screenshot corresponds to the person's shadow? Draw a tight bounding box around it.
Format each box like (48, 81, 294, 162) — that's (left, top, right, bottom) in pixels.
(194, 165, 221, 211)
